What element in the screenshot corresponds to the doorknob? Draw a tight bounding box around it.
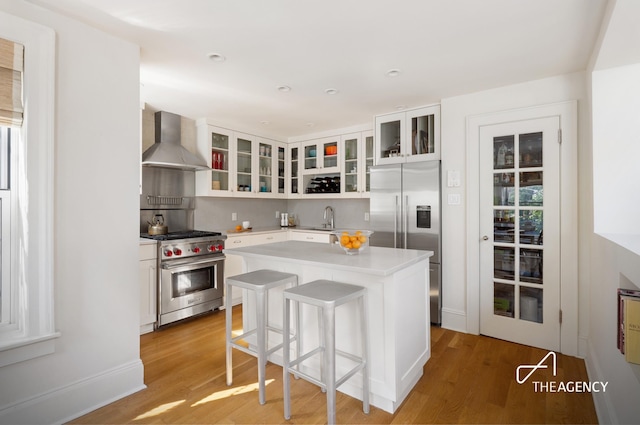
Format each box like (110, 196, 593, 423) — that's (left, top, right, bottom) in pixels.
(482, 235, 489, 241)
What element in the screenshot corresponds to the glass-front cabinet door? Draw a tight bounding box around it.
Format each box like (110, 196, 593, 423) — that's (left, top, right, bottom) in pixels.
(235, 135, 253, 194)
(342, 133, 360, 196)
(289, 143, 300, 196)
(256, 140, 274, 195)
(301, 137, 340, 174)
(375, 105, 440, 164)
(363, 131, 374, 194)
(196, 124, 235, 197)
(277, 145, 286, 196)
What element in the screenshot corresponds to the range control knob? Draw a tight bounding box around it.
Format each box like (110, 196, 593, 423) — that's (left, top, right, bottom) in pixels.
(216, 244, 224, 252)
(173, 248, 182, 256)
(193, 247, 201, 254)
(164, 250, 173, 257)
(208, 245, 216, 252)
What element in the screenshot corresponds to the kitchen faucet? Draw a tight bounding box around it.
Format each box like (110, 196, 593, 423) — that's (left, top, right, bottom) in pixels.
(323, 205, 334, 229)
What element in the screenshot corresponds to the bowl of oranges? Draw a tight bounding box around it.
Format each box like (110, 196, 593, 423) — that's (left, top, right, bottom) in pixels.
(331, 229, 374, 255)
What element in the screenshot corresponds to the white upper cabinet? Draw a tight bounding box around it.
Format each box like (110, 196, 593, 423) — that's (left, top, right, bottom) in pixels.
(375, 104, 440, 164)
(196, 120, 285, 198)
(340, 131, 373, 198)
(301, 136, 340, 174)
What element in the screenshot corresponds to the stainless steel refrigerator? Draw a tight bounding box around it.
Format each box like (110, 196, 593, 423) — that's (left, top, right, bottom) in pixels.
(369, 161, 442, 324)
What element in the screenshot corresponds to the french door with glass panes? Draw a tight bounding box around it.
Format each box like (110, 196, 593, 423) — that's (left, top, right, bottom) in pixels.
(479, 116, 561, 352)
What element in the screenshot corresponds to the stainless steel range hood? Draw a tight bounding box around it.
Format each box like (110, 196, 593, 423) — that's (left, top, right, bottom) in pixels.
(142, 111, 210, 171)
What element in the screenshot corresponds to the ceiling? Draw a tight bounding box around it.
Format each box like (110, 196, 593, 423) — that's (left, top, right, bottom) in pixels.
(27, 0, 607, 139)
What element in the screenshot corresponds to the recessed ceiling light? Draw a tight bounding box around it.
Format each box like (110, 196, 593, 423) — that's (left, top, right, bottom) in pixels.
(277, 85, 291, 92)
(386, 69, 401, 77)
(325, 88, 339, 95)
(207, 52, 226, 62)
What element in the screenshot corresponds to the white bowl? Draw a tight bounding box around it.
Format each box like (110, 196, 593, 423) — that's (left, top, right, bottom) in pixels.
(330, 230, 374, 255)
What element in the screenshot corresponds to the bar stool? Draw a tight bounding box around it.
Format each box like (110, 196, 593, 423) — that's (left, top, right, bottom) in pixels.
(282, 280, 369, 425)
(226, 269, 298, 405)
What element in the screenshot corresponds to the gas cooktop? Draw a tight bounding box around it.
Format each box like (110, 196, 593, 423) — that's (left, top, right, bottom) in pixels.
(140, 230, 223, 241)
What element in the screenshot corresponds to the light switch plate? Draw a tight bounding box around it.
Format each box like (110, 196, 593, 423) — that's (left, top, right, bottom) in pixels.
(448, 194, 461, 205)
(231, 212, 237, 221)
(447, 170, 461, 187)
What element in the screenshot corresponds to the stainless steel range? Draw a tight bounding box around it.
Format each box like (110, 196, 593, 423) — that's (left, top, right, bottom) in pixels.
(141, 231, 226, 328)
(140, 110, 223, 328)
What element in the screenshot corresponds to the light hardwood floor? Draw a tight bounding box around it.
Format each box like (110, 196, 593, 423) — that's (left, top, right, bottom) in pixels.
(70, 306, 598, 424)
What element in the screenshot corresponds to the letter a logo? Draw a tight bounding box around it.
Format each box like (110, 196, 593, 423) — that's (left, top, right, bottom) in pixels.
(516, 351, 557, 384)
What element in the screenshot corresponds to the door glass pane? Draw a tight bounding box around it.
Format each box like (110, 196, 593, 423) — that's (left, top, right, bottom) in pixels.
(519, 210, 542, 245)
(494, 172, 515, 206)
(494, 135, 514, 169)
(494, 282, 514, 318)
(380, 120, 401, 158)
(411, 114, 435, 155)
(519, 132, 542, 168)
(344, 138, 358, 193)
(520, 286, 543, 323)
(494, 210, 515, 242)
(236, 138, 252, 192)
(520, 171, 543, 206)
(520, 248, 543, 284)
(494, 247, 515, 280)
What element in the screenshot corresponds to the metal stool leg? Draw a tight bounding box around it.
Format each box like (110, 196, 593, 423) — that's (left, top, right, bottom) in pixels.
(225, 284, 233, 386)
(283, 296, 291, 420)
(360, 295, 370, 414)
(256, 289, 267, 405)
(324, 304, 336, 425)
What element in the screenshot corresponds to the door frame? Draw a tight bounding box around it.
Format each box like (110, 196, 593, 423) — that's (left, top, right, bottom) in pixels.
(465, 101, 578, 356)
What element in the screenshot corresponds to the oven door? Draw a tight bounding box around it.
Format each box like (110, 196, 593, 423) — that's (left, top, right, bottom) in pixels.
(159, 254, 225, 323)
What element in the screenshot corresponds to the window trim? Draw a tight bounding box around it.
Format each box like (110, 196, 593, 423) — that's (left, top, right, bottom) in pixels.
(0, 10, 59, 366)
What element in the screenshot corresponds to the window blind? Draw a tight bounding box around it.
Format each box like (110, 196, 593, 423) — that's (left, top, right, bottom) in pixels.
(0, 37, 24, 127)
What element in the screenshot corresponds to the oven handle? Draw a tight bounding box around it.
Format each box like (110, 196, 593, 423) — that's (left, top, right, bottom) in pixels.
(161, 255, 225, 272)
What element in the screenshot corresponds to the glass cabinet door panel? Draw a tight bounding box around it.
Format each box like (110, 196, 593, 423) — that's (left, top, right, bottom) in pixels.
(493, 135, 515, 169)
(277, 146, 285, 194)
(494, 246, 515, 280)
(410, 114, 435, 155)
(519, 132, 543, 168)
(236, 137, 252, 192)
(365, 135, 374, 192)
(494, 172, 515, 206)
(520, 286, 543, 323)
(211, 131, 229, 191)
(258, 142, 272, 193)
(519, 171, 543, 206)
(304, 145, 317, 170)
(494, 282, 514, 318)
(494, 210, 515, 242)
(380, 120, 402, 159)
(323, 141, 338, 169)
(344, 137, 358, 193)
(290, 146, 299, 194)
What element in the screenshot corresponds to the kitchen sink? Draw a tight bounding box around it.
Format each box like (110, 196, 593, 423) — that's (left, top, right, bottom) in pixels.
(312, 227, 335, 232)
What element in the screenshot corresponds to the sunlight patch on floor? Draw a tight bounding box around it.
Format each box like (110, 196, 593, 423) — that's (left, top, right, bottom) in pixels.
(133, 400, 185, 420)
(191, 379, 275, 407)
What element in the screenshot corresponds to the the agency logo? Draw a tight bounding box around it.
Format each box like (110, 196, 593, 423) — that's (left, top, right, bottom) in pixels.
(516, 350, 608, 393)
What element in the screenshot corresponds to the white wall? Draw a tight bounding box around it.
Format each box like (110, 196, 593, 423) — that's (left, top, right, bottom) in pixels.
(439, 73, 590, 336)
(0, 1, 143, 424)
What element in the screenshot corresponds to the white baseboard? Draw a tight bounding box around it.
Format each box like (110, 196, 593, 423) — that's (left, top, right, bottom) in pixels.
(0, 359, 146, 425)
(441, 307, 467, 333)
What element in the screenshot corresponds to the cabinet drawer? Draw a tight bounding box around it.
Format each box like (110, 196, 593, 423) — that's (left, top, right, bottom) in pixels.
(139, 243, 157, 261)
(252, 232, 288, 245)
(288, 231, 331, 243)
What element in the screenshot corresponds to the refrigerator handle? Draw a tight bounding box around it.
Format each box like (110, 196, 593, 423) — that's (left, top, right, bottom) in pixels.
(404, 195, 408, 249)
(394, 195, 398, 248)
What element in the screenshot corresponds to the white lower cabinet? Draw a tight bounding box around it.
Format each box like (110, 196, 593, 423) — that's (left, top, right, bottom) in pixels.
(139, 242, 157, 334)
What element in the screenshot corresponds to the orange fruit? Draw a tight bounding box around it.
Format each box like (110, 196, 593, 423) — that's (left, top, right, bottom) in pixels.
(340, 235, 350, 246)
(350, 236, 357, 242)
(352, 240, 361, 249)
(345, 243, 353, 249)
(235, 225, 242, 231)
(355, 230, 362, 235)
(359, 235, 367, 243)
(342, 231, 349, 236)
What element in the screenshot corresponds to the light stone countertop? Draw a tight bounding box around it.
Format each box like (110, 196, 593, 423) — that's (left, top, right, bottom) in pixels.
(224, 240, 432, 276)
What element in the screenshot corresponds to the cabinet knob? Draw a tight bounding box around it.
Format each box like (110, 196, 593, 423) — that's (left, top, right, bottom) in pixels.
(482, 235, 489, 241)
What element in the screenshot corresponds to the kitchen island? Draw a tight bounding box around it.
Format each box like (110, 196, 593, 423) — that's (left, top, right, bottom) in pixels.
(224, 240, 432, 413)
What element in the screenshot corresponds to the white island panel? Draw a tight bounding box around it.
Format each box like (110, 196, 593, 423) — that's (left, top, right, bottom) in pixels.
(225, 240, 433, 413)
